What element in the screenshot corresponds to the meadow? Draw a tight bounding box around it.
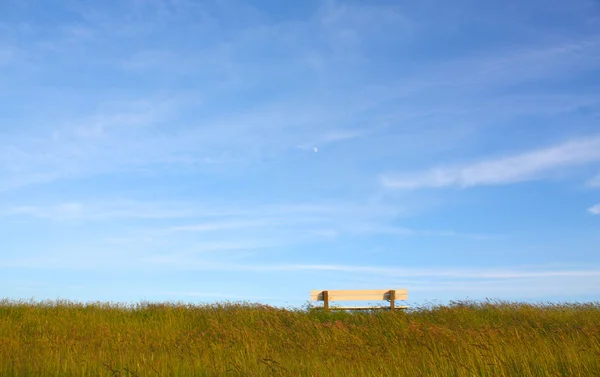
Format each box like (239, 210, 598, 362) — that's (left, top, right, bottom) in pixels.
(0, 299, 599, 376)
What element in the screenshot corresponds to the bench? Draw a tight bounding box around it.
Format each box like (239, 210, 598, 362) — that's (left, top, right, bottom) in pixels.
(310, 289, 408, 311)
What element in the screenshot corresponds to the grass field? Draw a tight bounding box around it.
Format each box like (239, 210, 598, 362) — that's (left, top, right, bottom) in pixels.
(1, 299, 599, 376)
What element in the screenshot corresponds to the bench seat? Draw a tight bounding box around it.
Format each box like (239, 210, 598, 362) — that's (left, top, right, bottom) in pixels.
(310, 289, 408, 311)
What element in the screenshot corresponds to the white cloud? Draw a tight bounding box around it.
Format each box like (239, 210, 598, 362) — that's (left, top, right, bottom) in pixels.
(0, 98, 180, 191)
(165, 219, 277, 233)
(9, 252, 597, 283)
(466, 38, 600, 86)
(382, 135, 600, 189)
(2, 200, 230, 221)
(144, 240, 272, 256)
(136, 259, 600, 280)
(3, 5, 599, 194)
(2, 198, 492, 240)
(589, 204, 600, 215)
(2, 200, 396, 222)
(588, 174, 600, 188)
(296, 129, 364, 150)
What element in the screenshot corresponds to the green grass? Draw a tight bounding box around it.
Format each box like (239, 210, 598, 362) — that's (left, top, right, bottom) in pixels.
(1, 299, 599, 376)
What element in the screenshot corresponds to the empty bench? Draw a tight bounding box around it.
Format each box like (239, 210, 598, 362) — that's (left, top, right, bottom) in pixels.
(310, 289, 408, 311)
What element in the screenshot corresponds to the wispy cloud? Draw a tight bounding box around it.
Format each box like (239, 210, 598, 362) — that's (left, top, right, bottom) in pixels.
(335, 223, 494, 240)
(459, 37, 600, 87)
(2, 198, 493, 241)
(3, 0, 600, 305)
(143, 240, 272, 258)
(588, 174, 600, 188)
(382, 135, 600, 189)
(0, 98, 179, 191)
(3, 201, 200, 221)
(137, 259, 600, 280)
(296, 129, 364, 151)
(3, 3, 599, 193)
(1, 200, 396, 222)
(165, 219, 279, 233)
(589, 204, 600, 215)
(0, 93, 377, 191)
(6, 252, 598, 283)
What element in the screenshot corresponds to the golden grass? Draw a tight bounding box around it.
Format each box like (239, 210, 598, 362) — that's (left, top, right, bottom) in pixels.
(1, 299, 599, 376)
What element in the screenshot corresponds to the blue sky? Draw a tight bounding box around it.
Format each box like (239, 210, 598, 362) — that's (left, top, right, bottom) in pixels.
(1, 0, 600, 307)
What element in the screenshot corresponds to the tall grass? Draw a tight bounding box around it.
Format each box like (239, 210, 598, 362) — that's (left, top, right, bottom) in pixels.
(1, 299, 599, 376)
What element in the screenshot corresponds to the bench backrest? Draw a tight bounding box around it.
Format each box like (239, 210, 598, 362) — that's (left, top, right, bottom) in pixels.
(310, 289, 408, 310)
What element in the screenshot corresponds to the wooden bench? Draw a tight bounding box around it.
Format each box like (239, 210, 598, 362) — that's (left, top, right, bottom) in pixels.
(310, 289, 408, 311)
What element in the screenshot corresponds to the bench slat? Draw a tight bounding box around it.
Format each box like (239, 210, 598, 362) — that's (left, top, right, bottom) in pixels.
(310, 289, 408, 301)
(325, 294, 408, 301)
(310, 289, 407, 296)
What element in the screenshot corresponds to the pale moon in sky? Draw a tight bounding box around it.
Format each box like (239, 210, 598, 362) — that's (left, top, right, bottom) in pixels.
(313, 147, 318, 152)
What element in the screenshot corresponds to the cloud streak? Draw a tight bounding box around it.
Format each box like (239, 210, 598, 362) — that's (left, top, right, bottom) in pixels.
(588, 174, 600, 188)
(165, 219, 277, 233)
(2, 5, 599, 193)
(296, 129, 364, 151)
(5, 253, 599, 282)
(2, 198, 494, 242)
(382, 135, 600, 189)
(589, 204, 600, 215)
(3, 201, 201, 220)
(135, 259, 600, 280)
